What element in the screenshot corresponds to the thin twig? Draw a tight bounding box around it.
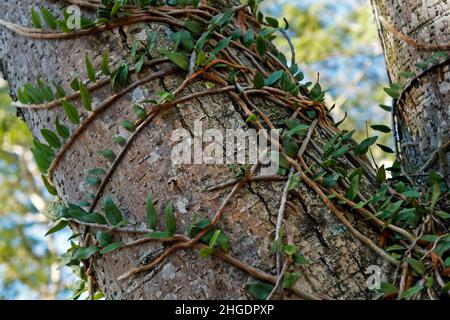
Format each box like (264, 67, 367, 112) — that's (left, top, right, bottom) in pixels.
(274, 167, 295, 276)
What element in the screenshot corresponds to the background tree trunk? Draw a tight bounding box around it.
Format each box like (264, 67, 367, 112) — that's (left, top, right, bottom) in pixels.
(0, 0, 398, 299)
(372, 0, 450, 188)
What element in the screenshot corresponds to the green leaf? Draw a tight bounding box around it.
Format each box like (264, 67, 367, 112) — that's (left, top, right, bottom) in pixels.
(86, 176, 101, 186)
(377, 144, 394, 153)
(45, 220, 68, 236)
(354, 136, 378, 156)
(135, 55, 144, 74)
(55, 115, 70, 139)
(293, 254, 310, 265)
(347, 174, 360, 201)
(323, 173, 340, 188)
(31, 7, 42, 28)
(256, 35, 266, 56)
(23, 83, 44, 103)
(231, 28, 242, 41)
(311, 82, 325, 102)
(379, 104, 392, 112)
(188, 218, 211, 240)
(111, 63, 129, 89)
(61, 99, 80, 124)
(403, 188, 420, 198)
(435, 211, 450, 220)
(371, 125, 391, 133)
(110, 1, 122, 17)
(331, 146, 349, 159)
(101, 50, 111, 76)
(199, 246, 215, 258)
(282, 272, 300, 289)
(266, 17, 279, 28)
(79, 82, 92, 111)
(217, 232, 230, 253)
(35, 78, 54, 102)
(407, 258, 426, 275)
(88, 168, 106, 177)
(160, 49, 188, 71)
(399, 71, 416, 79)
(264, 70, 283, 87)
(146, 32, 158, 55)
(85, 54, 96, 83)
(384, 83, 403, 99)
(40, 8, 58, 30)
(42, 174, 58, 196)
(184, 20, 203, 33)
(130, 40, 139, 62)
(70, 78, 80, 91)
(386, 244, 405, 252)
(146, 231, 173, 239)
(253, 72, 265, 89)
(243, 29, 255, 47)
(341, 129, 355, 142)
(17, 87, 29, 104)
(41, 129, 61, 149)
(211, 37, 231, 56)
(420, 235, 439, 243)
(31, 147, 51, 173)
(98, 149, 116, 161)
(114, 135, 127, 146)
(93, 292, 104, 300)
(248, 282, 273, 300)
(445, 257, 450, 268)
(402, 285, 423, 300)
(86, 212, 108, 225)
(146, 193, 157, 230)
(100, 242, 122, 255)
(246, 114, 257, 123)
(287, 172, 301, 191)
(208, 230, 221, 248)
(283, 135, 299, 157)
(165, 201, 176, 234)
(67, 205, 104, 224)
(431, 182, 440, 212)
(31, 139, 54, 173)
(376, 165, 386, 183)
(380, 282, 397, 294)
(103, 195, 124, 226)
(283, 244, 297, 256)
(121, 120, 135, 132)
(117, 63, 129, 86)
(72, 246, 99, 261)
(133, 105, 146, 119)
(96, 231, 113, 247)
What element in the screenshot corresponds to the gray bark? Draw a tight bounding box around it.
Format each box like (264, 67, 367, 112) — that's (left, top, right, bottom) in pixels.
(0, 0, 395, 299)
(373, 0, 450, 187)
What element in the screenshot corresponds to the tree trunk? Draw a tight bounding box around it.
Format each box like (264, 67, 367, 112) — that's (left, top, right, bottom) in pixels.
(0, 0, 404, 300)
(372, 0, 450, 188)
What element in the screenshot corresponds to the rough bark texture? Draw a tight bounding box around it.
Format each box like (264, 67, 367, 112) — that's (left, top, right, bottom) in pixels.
(0, 0, 395, 299)
(373, 0, 450, 186)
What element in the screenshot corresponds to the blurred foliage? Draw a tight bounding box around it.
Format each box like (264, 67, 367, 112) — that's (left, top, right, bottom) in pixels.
(0, 0, 396, 299)
(0, 84, 70, 299)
